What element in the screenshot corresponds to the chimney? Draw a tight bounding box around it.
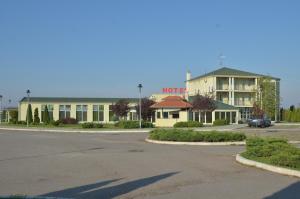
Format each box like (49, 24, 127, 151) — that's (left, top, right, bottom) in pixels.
(186, 70, 191, 81)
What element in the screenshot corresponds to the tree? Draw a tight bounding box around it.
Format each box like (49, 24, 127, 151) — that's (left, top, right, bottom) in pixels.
(43, 105, 50, 124)
(9, 110, 18, 123)
(33, 108, 40, 124)
(191, 94, 216, 111)
(111, 99, 130, 120)
(252, 102, 264, 119)
(135, 98, 155, 121)
(290, 105, 295, 112)
(26, 104, 33, 124)
(256, 77, 278, 120)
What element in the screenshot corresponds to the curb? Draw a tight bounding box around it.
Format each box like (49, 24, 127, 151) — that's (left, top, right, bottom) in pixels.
(0, 196, 71, 199)
(145, 138, 245, 146)
(236, 154, 300, 178)
(0, 127, 151, 134)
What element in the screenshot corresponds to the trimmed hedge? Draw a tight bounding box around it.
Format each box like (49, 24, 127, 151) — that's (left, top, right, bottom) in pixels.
(173, 121, 203, 128)
(115, 121, 154, 129)
(242, 137, 300, 170)
(213, 119, 230, 126)
(82, 122, 104, 129)
(149, 129, 246, 142)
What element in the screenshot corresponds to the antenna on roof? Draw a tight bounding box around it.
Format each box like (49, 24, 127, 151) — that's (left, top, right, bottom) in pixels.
(219, 53, 226, 66)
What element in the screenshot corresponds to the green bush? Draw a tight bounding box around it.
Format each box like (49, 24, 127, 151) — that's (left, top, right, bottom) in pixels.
(173, 121, 203, 128)
(213, 119, 229, 126)
(82, 123, 104, 129)
(242, 137, 300, 169)
(17, 121, 27, 125)
(51, 120, 61, 126)
(149, 129, 246, 142)
(115, 121, 154, 129)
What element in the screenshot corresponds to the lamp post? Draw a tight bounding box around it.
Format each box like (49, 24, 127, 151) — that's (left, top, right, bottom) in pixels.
(138, 84, 143, 129)
(0, 95, 2, 124)
(26, 89, 31, 127)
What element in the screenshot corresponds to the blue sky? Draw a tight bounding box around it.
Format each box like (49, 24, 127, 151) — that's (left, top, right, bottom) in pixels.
(1, 0, 300, 107)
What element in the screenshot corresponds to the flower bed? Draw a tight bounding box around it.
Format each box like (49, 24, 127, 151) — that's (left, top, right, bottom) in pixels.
(241, 137, 300, 170)
(149, 129, 246, 142)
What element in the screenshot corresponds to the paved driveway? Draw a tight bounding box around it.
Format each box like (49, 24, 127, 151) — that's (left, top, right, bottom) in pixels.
(0, 129, 299, 199)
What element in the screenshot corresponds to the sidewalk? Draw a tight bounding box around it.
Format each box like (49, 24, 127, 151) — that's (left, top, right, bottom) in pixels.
(0, 127, 151, 134)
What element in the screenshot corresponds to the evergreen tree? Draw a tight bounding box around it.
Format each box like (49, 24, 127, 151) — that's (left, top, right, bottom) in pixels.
(33, 108, 40, 124)
(26, 104, 33, 124)
(43, 105, 50, 124)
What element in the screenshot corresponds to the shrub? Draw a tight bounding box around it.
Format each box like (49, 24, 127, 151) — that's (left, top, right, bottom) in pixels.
(82, 122, 94, 128)
(26, 104, 33, 124)
(51, 120, 61, 126)
(43, 105, 50, 124)
(61, 117, 78, 124)
(17, 121, 27, 125)
(82, 123, 104, 129)
(115, 121, 154, 129)
(33, 108, 40, 124)
(213, 119, 229, 126)
(149, 129, 246, 142)
(173, 121, 203, 128)
(242, 137, 300, 169)
(238, 120, 244, 124)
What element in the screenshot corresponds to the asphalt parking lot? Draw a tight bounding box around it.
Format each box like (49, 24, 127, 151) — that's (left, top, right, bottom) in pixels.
(0, 128, 299, 199)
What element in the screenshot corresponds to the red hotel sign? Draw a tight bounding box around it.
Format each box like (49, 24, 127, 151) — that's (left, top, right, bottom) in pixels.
(162, 88, 187, 94)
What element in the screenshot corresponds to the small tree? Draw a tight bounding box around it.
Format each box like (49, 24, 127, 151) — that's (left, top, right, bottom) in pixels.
(252, 102, 264, 118)
(135, 98, 155, 121)
(290, 105, 295, 112)
(43, 105, 50, 124)
(26, 104, 33, 124)
(33, 108, 40, 124)
(9, 110, 18, 123)
(111, 99, 130, 120)
(191, 94, 216, 112)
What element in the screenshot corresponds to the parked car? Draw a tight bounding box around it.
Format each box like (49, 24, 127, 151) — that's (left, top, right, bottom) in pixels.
(248, 117, 271, 128)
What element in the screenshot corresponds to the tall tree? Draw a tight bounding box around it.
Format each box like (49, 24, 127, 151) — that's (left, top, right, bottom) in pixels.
(33, 108, 40, 124)
(26, 104, 33, 124)
(252, 102, 264, 118)
(111, 99, 130, 120)
(135, 98, 155, 121)
(256, 77, 277, 119)
(43, 105, 50, 124)
(191, 94, 216, 112)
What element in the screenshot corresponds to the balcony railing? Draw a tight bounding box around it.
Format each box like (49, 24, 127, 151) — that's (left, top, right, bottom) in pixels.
(234, 100, 254, 106)
(216, 84, 229, 90)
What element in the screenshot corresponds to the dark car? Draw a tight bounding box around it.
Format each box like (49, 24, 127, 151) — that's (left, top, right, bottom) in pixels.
(248, 117, 271, 128)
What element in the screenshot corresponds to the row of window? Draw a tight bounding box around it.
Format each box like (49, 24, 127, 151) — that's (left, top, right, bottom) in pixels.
(39, 104, 117, 122)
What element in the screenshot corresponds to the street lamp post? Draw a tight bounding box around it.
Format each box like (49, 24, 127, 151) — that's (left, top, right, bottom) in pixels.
(0, 95, 2, 124)
(138, 84, 143, 129)
(26, 89, 31, 127)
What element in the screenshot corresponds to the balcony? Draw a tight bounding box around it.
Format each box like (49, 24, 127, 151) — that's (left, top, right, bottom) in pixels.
(234, 78, 256, 92)
(234, 100, 254, 107)
(216, 77, 229, 90)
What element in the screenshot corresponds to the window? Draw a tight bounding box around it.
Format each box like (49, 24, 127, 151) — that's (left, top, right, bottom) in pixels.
(163, 112, 169, 119)
(59, 105, 71, 120)
(221, 112, 226, 120)
(200, 112, 205, 123)
(41, 104, 54, 121)
(226, 112, 230, 122)
(76, 105, 87, 122)
(195, 112, 199, 122)
(130, 112, 137, 121)
(157, 112, 161, 119)
(109, 105, 115, 121)
(232, 112, 236, 123)
(172, 112, 179, 119)
(93, 105, 104, 122)
(206, 112, 212, 123)
(215, 112, 220, 120)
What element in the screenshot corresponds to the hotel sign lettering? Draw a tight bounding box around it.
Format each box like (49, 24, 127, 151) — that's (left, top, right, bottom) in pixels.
(162, 88, 187, 94)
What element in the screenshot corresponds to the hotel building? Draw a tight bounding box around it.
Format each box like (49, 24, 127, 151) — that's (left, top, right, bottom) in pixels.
(17, 67, 280, 127)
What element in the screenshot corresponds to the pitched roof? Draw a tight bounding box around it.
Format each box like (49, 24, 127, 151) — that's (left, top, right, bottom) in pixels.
(189, 67, 280, 81)
(20, 97, 139, 103)
(151, 96, 192, 109)
(188, 96, 238, 110)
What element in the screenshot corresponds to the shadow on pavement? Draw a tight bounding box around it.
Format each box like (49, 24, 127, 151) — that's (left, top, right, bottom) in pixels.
(264, 181, 300, 199)
(41, 172, 179, 199)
